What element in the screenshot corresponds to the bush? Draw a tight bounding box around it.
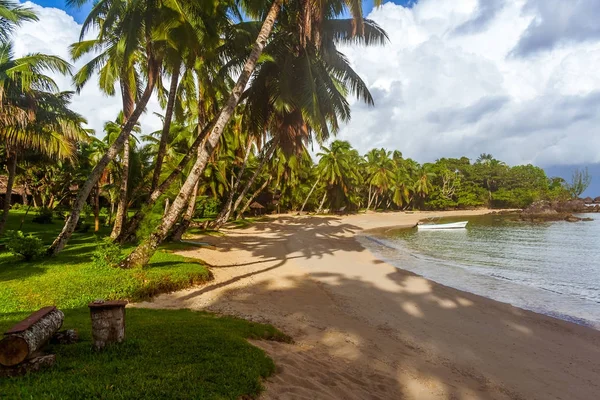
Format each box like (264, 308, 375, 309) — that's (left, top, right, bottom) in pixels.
(5, 231, 45, 261)
(91, 238, 123, 268)
(81, 204, 93, 220)
(10, 203, 22, 210)
(32, 208, 54, 224)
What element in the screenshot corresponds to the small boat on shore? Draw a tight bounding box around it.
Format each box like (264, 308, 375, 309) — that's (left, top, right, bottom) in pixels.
(417, 221, 468, 230)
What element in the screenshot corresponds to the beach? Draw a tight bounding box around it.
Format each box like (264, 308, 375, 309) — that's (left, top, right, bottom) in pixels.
(134, 211, 600, 400)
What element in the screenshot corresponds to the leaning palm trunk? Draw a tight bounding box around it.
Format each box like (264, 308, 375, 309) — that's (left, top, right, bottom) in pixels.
(0, 151, 17, 234)
(211, 139, 253, 228)
(110, 138, 130, 238)
(47, 65, 158, 256)
(150, 63, 180, 192)
(214, 139, 276, 229)
(121, 1, 281, 268)
(171, 180, 199, 242)
(317, 191, 327, 213)
(299, 177, 320, 213)
(94, 183, 100, 232)
(237, 176, 271, 219)
(115, 118, 214, 244)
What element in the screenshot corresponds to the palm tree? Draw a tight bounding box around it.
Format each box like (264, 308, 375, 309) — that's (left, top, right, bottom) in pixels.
(413, 166, 435, 202)
(48, 0, 164, 255)
(316, 140, 361, 211)
(364, 148, 395, 210)
(122, 0, 384, 268)
(0, 0, 37, 44)
(0, 40, 88, 232)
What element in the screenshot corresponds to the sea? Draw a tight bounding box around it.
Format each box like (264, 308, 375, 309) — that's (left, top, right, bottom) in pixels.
(360, 214, 600, 329)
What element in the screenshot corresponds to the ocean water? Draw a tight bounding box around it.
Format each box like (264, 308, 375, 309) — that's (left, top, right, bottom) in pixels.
(360, 214, 600, 329)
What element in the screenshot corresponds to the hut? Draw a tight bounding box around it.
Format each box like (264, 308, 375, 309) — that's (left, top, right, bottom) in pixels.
(249, 201, 265, 216)
(583, 197, 594, 204)
(594, 196, 600, 204)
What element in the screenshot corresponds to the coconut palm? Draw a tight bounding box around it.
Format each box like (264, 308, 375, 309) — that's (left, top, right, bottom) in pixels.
(48, 0, 166, 254)
(122, 0, 384, 268)
(364, 148, 395, 210)
(0, 0, 37, 44)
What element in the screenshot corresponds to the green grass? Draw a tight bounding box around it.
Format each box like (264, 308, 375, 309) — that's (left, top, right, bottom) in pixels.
(0, 308, 291, 399)
(0, 210, 211, 314)
(0, 209, 292, 398)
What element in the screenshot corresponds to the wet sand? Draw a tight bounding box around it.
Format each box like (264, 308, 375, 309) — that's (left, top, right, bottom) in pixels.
(133, 211, 600, 399)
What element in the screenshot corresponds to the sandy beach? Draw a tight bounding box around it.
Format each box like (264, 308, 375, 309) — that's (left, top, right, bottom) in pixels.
(134, 210, 600, 400)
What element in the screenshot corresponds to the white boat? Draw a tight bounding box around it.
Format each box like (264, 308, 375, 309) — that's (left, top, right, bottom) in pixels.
(417, 221, 468, 230)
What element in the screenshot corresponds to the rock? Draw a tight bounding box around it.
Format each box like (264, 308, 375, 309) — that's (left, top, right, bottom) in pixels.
(565, 216, 581, 222)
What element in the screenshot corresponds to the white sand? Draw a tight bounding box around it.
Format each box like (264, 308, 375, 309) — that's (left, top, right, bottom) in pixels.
(133, 211, 600, 400)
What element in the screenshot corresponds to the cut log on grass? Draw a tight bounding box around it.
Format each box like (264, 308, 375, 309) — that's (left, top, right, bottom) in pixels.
(0, 354, 56, 378)
(0, 306, 64, 367)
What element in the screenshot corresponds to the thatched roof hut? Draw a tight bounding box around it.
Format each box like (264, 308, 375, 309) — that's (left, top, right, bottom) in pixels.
(594, 196, 600, 204)
(249, 201, 265, 216)
(583, 196, 593, 204)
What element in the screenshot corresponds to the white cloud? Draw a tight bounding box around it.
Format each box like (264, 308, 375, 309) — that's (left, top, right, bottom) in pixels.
(338, 0, 600, 166)
(11, 1, 600, 168)
(12, 2, 163, 139)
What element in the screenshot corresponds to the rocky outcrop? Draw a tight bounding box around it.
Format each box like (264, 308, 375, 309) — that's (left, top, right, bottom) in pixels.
(520, 200, 595, 222)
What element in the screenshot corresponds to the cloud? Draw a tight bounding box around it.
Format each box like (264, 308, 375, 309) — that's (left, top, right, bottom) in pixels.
(12, 2, 163, 139)
(337, 0, 600, 166)
(512, 0, 600, 57)
(453, 0, 506, 35)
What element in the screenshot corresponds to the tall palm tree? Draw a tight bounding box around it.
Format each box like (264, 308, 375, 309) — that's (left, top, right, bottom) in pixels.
(48, 0, 164, 255)
(413, 166, 435, 201)
(122, 0, 384, 268)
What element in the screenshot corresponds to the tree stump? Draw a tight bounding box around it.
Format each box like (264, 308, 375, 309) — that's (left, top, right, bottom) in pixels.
(88, 300, 127, 350)
(0, 306, 64, 367)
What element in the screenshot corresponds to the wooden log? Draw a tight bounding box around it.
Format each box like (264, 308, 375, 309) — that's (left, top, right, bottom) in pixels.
(0, 354, 56, 378)
(50, 329, 79, 345)
(0, 307, 64, 367)
(88, 300, 127, 350)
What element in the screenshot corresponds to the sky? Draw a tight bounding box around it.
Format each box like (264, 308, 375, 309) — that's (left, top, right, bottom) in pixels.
(12, 0, 600, 196)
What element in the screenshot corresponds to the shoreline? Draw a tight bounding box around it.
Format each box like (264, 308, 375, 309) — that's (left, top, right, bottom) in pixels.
(359, 220, 600, 331)
(134, 210, 600, 399)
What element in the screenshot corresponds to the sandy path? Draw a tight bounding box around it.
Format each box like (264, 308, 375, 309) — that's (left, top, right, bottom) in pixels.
(134, 211, 600, 400)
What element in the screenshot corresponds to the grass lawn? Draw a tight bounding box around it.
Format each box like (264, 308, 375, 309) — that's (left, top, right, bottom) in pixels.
(0, 308, 290, 399)
(0, 209, 290, 398)
(0, 210, 212, 313)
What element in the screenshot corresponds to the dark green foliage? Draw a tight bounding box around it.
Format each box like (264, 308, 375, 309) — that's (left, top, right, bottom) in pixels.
(4, 230, 44, 261)
(0, 308, 291, 399)
(31, 207, 54, 224)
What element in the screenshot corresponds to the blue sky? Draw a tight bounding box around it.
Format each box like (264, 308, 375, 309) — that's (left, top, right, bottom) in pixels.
(29, 0, 417, 23)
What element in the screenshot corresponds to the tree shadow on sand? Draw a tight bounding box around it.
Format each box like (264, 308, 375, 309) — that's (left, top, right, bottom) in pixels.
(168, 215, 600, 400)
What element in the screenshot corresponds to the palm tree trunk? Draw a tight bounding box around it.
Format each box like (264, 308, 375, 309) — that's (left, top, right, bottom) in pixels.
(163, 198, 170, 216)
(110, 75, 136, 239)
(94, 183, 100, 232)
(115, 118, 214, 244)
(238, 176, 271, 219)
(47, 59, 159, 256)
(110, 139, 130, 239)
(121, 0, 281, 268)
(367, 185, 373, 210)
(151, 63, 180, 192)
(317, 191, 327, 213)
(22, 183, 28, 207)
(211, 139, 253, 228)
(300, 177, 320, 213)
(214, 139, 276, 229)
(0, 151, 17, 234)
(171, 180, 199, 241)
